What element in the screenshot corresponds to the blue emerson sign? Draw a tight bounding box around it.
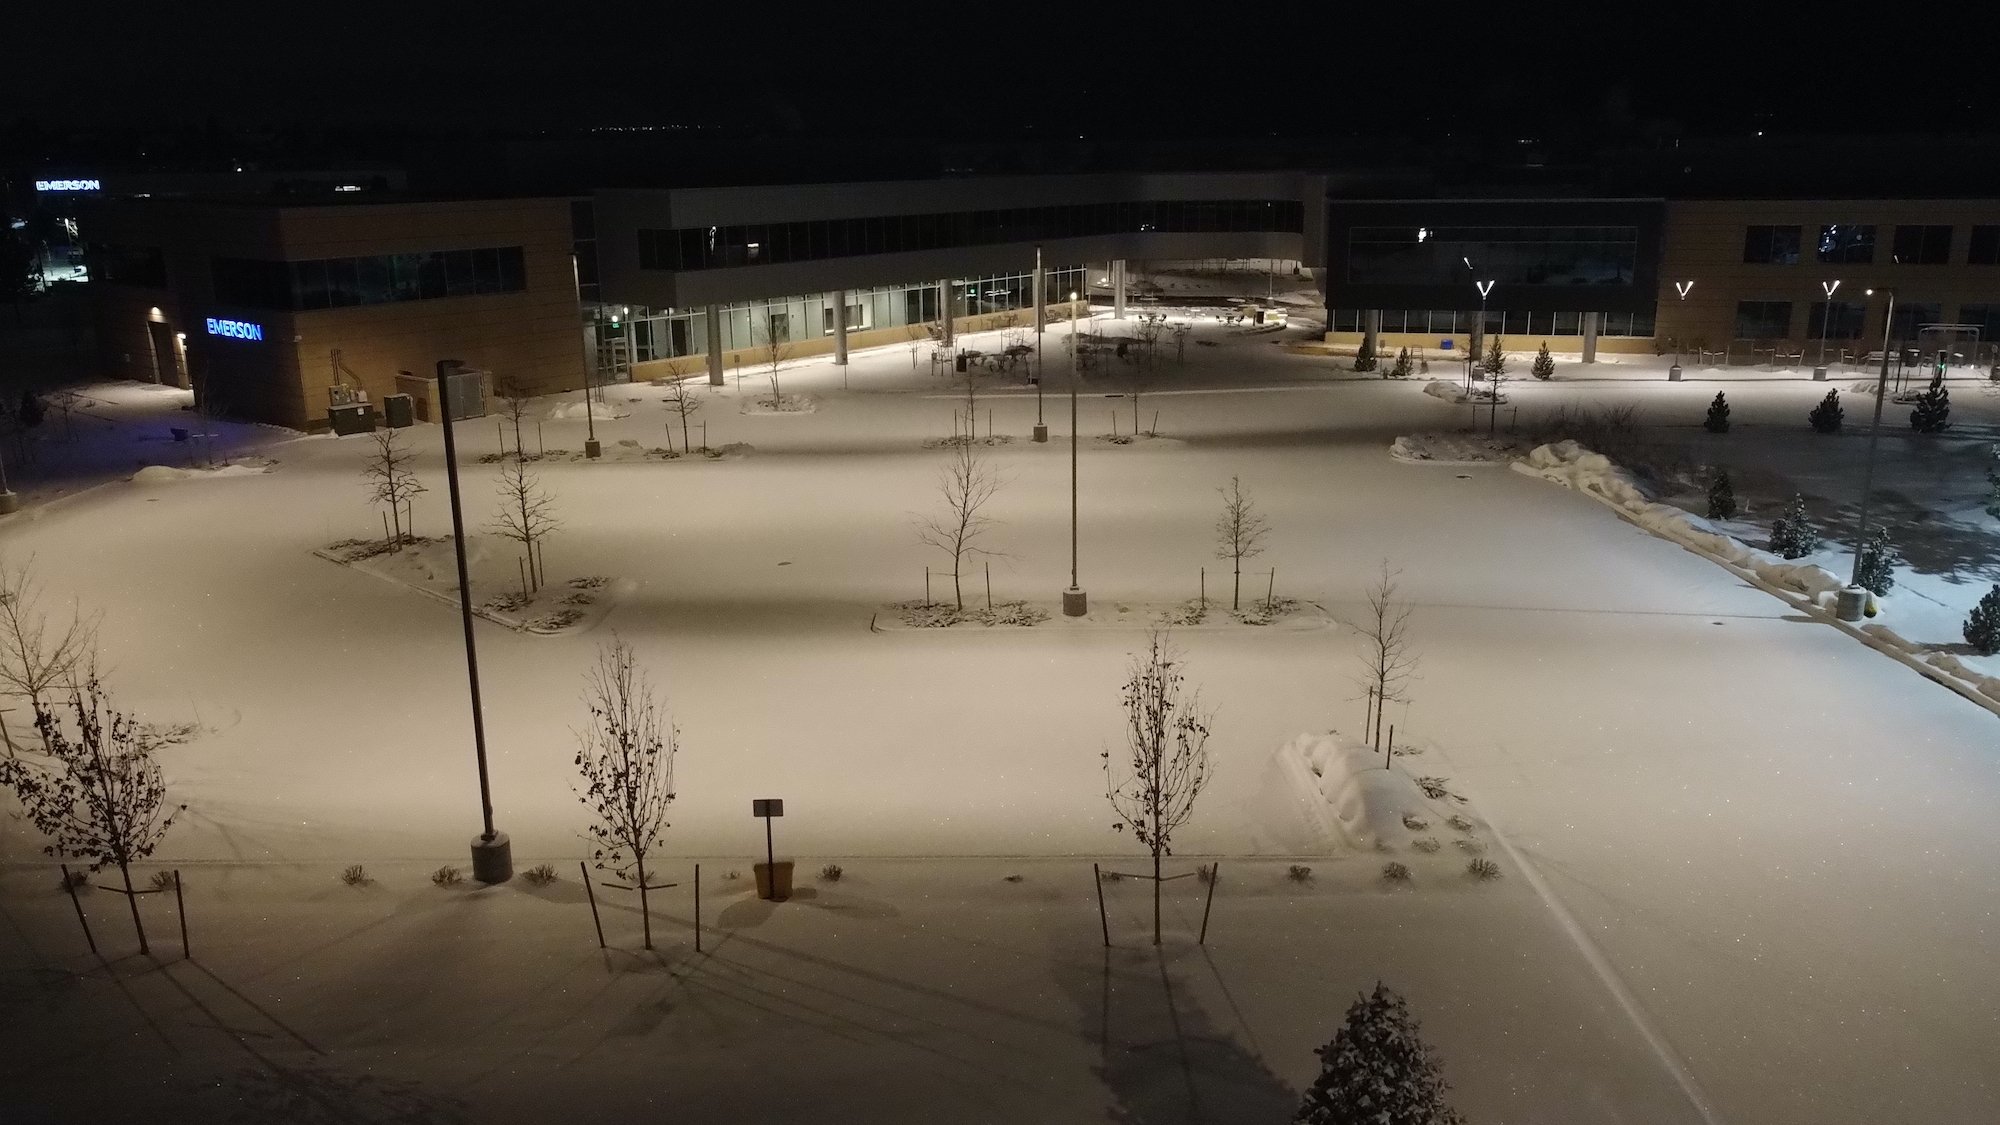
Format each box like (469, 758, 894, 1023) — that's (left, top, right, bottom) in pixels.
(206, 317, 264, 342)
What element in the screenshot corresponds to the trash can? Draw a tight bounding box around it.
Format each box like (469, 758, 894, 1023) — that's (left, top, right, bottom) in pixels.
(383, 393, 414, 428)
(328, 403, 377, 435)
(955, 353, 968, 373)
(1254, 308, 1266, 324)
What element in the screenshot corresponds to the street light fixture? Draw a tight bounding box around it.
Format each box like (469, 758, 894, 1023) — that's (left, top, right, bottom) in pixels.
(1063, 290, 1087, 617)
(1815, 280, 1841, 381)
(1839, 287, 1898, 620)
(1670, 280, 1694, 381)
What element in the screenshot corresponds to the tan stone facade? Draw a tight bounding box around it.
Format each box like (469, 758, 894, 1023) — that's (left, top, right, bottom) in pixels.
(87, 197, 584, 430)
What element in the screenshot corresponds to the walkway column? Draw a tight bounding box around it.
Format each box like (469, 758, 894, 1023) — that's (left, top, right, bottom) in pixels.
(1112, 259, 1127, 320)
(831, 290, 849, 366)
(705, 305, 725, 386)
(1581, 311, 1601, 364)
(940, 280, 955, 347)
(1363, 309, 1382, 359)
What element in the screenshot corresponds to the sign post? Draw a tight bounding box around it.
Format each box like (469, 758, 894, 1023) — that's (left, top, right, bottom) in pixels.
(752, 799, 788, 901)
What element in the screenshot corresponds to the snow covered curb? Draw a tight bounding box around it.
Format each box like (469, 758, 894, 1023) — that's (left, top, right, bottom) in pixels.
(1512, 441, 2000, 716)
(874, 598, 1335, 632)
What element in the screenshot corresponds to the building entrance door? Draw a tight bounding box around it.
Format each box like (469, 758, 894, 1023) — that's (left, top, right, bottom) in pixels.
(147, 320, 186, 387)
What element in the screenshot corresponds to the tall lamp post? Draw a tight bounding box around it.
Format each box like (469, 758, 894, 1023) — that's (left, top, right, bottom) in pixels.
(1838, 287, 1897, 621)
(570, 253, 601, 459)
(1468, 278, 1495, 395)
(1814, 280, 1841, 381)
(1669, 280, 1693, 381)
(1063, 290, 1088, 617)
(436, 361, 511, 883)
(1033, 245, 1048, 443)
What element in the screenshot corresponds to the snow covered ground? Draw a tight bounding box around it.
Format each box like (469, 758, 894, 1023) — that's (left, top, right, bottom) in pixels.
(3, 321, 2000, 1122)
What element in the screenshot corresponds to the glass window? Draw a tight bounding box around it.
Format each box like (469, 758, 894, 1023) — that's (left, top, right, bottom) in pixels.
(1806, 299, 1867, 339)
(1966, 226, 2000, 265)
(1816, 224, 1876, 264)
(1889, 302, 1941, 343)
(1734, 300, 1793, 339)
(1891, 225, 1953, 265)
(1958, 304, 2000, 342)
(293, 259, 331, 310)
(1742, 225, 1803, 264)
(1550, 310, 1581, 335)
(1348, 225, 1637, 286)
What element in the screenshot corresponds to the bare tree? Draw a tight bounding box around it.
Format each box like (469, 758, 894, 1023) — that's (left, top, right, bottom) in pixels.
(0, 676, 187, 953)
(490, 459, 560, 593)
(913, 442, 1003, 610)
(361, 430, 426, 548)
(573, 639, 679, 950)
(1348, 562, 1419, 755)
(49, 387, 84, 442)
(1214, 476, 1271, 611)
(663, 377, 704, 453)
(495, 377, 536, 461)
(1102, 630, 1214, 945)
(0, 560, 97, 753)
(756, 314, 794, 406)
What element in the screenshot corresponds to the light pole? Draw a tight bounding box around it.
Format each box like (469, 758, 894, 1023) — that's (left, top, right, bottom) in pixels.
(1468, 278, 1494, 395)
(1814, 280, 1840, 381)
(0, 439, 16, 515)
(1063, 290, 1087, 617)
(1033, 245, 1048, 443)
(1838, 287, 1897, 620)
(569, 253, 601, 459)
(1670, 280, 1693, 381)
(436, 361, 511, 883)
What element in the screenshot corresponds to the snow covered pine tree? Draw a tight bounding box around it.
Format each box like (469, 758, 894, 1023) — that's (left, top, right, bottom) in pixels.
(1855, 526, 1896, 596)
(1704, 392, 1731, 434)
(1966, 586, 2000, 656)
(1909, 372, 1950, 433)
(1808, 388, 1844, 433)
(1295, 983, 1465, 1125)
(1530, 342, 1554, 380)
(1706, 471, 1737, 520)
(1769, 494, 1820, 560)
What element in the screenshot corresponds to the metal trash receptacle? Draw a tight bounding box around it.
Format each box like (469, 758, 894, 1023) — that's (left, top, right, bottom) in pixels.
(383, 393, 414, 428)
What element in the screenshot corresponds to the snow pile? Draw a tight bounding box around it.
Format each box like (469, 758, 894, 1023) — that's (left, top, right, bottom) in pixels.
(1422, 380, 1463, 403)
(1250, 733, 1478, 855)
(316, 536, 624, 636)
(741, 394, 817, 415)
(1389, 433, 1528, 465)
(1512, 441, 1846, 604)
(130, 462, 272, 483)
(545, 400, 631, 421)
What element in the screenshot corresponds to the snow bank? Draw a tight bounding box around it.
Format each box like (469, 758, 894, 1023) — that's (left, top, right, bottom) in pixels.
(546, 400, 631, 421)
(130, 462, 272, 483)
(1513, 440, 2000, 714)
(1422, 380, 1463, 403)
(1249, 732, 1481, 854)
(1513, 441, 1846, 603)
(741, 394, 817, 415)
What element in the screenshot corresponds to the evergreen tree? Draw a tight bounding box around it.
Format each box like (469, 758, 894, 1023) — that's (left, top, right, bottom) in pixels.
(1966, 586, 2000, 656)
(1389, 347, 1413, 379)
(1910, 373, 1951, 433)
(1483, 333, 1506, 376)
(1706, 471, 1737, 520)
(1295, 983, 1465, 1125)
(1530, 341, 1554, 380)
(1703, 392, 1731, 434)
(1353, 335, 1377, 373)
(1985, 445, 2000, 521)
(1807, 388, 1844, 433)
(1768, 494, 1820, 559)
(1854, 525, 1896, 596)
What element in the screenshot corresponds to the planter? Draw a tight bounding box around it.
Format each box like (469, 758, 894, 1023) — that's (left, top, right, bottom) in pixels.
(754, 860, 794, 901)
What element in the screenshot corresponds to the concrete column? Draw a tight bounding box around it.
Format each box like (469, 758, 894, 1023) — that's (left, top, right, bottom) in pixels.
(831, 289, 849, 366)
(1363, 309, 1382, 358)
(1581, 311, 1601, 364)
(1033, 258, 1046, 336)
(940, 280, 954, 347)
(1112, 259, 1127, 320)
(705, 304, 725, 386)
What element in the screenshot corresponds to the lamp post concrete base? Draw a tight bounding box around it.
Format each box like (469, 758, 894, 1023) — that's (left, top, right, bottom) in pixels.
(1062, 586, 1089, 617)
(1833, 586, 1868, 622)
(584, 439, 602, 459)
(470, 832, 513, 884)
(1032, 424, 1048, 443)
(0, 490, 17, 515)
(1668, 364, 1682, 382)
(1813, 365, 1828, 381)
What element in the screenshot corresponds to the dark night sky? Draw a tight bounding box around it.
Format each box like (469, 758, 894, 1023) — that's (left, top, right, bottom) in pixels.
(10, 1, 1998, 145)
